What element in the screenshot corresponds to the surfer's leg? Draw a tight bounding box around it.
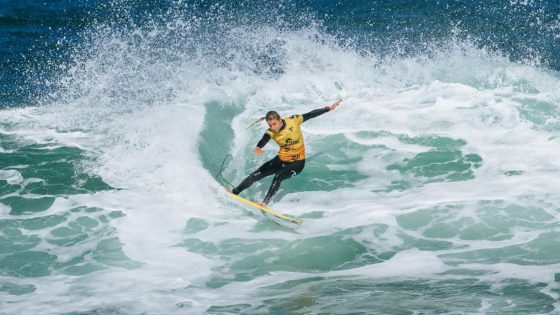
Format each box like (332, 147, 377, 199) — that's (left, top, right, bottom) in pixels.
(232, 157, 282, 195)
(262, 159, 305, 205)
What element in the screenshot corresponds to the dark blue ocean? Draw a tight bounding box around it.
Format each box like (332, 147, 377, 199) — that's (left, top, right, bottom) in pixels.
(1, 1, 560, 314)
(2, 0, 559, 108)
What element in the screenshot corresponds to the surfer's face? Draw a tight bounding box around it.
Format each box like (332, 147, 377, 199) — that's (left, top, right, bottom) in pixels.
(267, 118, 282, 132)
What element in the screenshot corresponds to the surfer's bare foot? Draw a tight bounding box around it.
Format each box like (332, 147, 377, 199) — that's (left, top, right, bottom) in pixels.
(258, 202, 267, 207)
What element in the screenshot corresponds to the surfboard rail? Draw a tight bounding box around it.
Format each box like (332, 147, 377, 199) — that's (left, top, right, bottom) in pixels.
(227, 191, 303, 225)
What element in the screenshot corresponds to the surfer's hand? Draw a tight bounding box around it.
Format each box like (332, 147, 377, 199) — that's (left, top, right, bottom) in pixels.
(254, 147, 264, 155)
(328, 99, 342, 111)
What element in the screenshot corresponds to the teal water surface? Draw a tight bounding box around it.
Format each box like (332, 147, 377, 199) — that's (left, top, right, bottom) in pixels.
(1, 0, 560, 314)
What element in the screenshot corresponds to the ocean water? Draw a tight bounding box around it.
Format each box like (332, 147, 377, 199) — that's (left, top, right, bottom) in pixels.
(1, 0, 560, 314)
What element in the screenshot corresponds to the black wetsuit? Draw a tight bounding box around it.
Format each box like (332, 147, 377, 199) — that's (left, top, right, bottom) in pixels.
(232, 106, 330, 204)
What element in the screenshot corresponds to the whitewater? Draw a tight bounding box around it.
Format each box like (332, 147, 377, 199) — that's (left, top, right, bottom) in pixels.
(1, 2, 560, 314)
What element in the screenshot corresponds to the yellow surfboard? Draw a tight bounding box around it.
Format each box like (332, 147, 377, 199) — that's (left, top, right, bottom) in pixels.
(227, 192, 302, 226)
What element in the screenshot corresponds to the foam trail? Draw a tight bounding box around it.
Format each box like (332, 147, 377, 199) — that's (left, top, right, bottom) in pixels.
(1, 4, 560, 313)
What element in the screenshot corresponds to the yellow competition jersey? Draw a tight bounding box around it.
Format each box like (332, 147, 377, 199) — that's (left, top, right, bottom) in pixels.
(266, 115, 305, 162)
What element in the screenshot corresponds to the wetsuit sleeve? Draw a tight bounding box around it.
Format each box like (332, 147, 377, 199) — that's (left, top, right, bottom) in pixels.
(256, 133, 271, 148)
(302, 107, 330, 122)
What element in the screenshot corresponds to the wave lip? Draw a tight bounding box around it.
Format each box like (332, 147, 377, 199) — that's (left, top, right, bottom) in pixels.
(1, 1, 560, 314)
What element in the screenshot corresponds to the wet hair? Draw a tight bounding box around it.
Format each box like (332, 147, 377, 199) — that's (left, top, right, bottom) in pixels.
(247, 111, 281, 128)
(265, 111, 281, 121)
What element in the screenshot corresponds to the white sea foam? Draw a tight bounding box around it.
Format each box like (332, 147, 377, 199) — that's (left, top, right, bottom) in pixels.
(1, 20, 559, 313)
(0, 169, 23, 185)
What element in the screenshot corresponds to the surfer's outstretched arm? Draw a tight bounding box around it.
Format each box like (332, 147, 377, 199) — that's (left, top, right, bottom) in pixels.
(254, 133, 271, 155)
(302, 99, 342, 122)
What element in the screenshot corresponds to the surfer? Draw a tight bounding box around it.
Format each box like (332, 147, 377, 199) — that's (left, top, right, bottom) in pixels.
(231, 99, 342, 205)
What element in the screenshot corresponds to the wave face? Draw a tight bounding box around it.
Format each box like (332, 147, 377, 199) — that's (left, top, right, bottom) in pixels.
(1, 1, 560, 314)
